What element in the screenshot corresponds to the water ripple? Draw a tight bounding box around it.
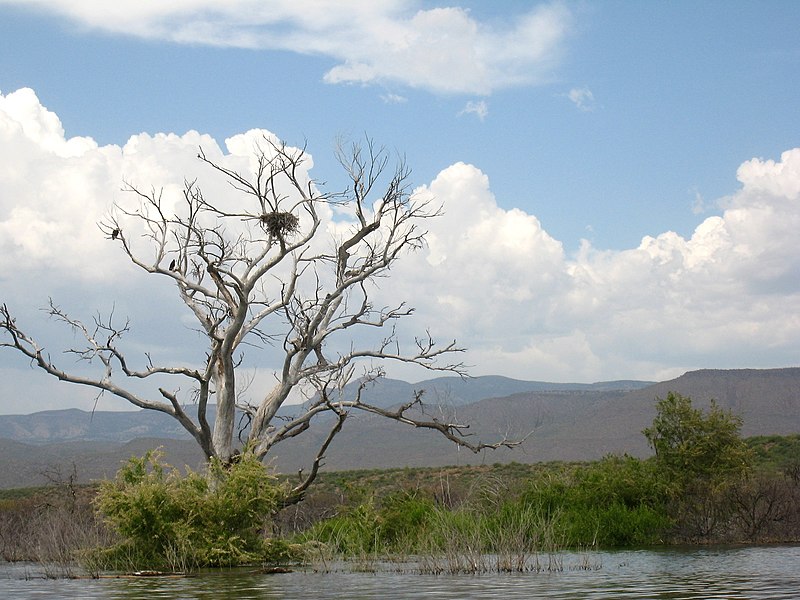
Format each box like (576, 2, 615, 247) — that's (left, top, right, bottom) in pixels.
(2, 545, 799, 599)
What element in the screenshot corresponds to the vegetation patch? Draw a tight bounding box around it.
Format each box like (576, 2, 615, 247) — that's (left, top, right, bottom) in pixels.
(89, 449, 291, 572)
(1, 394, 799, 576)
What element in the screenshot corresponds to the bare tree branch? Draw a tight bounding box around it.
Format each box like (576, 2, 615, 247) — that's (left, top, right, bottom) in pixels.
(1, 135, 522, 501)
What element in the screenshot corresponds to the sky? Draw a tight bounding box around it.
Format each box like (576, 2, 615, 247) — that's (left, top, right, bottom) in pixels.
(0, 0, 799, 414)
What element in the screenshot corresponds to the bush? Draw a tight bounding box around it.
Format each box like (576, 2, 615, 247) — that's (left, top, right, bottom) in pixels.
(518, 456, 671, 547)
(379, 491, 437, 549)
(303, 498, 382, 556)
(93, 449, 285, 570)
(299, 491, 438, 556)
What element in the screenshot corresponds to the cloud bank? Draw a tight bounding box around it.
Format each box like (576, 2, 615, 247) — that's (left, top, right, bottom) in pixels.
(1, 0, 571, 95)
(1, 88, 799, 411)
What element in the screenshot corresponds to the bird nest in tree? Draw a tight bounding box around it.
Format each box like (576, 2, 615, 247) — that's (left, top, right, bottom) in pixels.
(260, 211, 299, 238)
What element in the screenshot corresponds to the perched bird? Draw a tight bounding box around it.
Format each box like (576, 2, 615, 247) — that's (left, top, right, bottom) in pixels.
(169, 259, 176, 271)
(111, 228, 120, 240)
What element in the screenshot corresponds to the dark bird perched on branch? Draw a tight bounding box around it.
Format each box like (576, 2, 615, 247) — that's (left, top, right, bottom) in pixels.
(169, 259, 176, 271)
(111, 228, 120, 240)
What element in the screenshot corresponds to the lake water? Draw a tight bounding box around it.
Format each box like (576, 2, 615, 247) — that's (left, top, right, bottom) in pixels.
(2, 545, 799, 599)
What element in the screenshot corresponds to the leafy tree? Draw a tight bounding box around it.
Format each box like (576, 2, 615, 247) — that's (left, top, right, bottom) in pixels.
(643, 392, 751, 488)
(643, 392, 752, 539)
(0, 137, 518, 504)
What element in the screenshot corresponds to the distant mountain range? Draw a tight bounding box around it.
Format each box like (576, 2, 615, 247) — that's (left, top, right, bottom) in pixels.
(0, 375, 655, 446)
(1, 368, 798, 489)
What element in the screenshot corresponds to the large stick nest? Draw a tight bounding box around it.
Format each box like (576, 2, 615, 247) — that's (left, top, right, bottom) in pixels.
(260, 211, 299, 238)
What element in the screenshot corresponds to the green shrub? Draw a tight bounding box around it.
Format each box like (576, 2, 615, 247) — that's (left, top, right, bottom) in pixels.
(300, 496, 382, 556)
(520, 473, 573, 519)
(558, 502, 670, 547)
(516, 456, 671, 547)
(299, 491, 438, 556)
(378, 491, 436, 549)
(572, 455, 668, 509)
(93, 449, 284, 570)
(747, 434, 800, 472)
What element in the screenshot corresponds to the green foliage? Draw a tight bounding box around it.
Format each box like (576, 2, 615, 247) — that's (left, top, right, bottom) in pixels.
(293, 427, 800, 553)
(560, 502, 670, 547)
(300, 491, 437, 555)
(643, 392, 754, 540)
(306, 497, 382, 555)
(7, 432, 800, 572)
(379, 491, 437, 548)
(568, 455, 671, 546)
(746, 434, 800, 472)
(94, 449, 285, 570)
(643, 392, 752, 490)
(301, 456, 672, 555)
(0, 486, 56, 501)
(519, 456, 671, 546)
(296, 398, 783, 552)
(572, 455, 668, 509)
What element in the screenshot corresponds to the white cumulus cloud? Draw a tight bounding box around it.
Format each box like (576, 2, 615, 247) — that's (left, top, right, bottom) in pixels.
(0, 0, 572, 95)
(1, 87, 799, 413)
(374, 151, 800, 382)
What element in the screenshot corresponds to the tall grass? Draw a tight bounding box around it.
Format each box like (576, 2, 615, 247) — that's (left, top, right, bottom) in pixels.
(416, 503, 570, 574)
(296, 455, 673, 573)
(298, 479, 603, 574)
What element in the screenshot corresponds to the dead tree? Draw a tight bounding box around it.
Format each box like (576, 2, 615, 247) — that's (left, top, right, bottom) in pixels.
(1, 137, 519, 501)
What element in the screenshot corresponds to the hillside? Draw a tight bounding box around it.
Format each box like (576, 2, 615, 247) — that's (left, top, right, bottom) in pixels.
(0, 368, 798, 488)
(0, 375, 654, 444)
(0, 437, 205, 489)
(267, 367, 800, 470)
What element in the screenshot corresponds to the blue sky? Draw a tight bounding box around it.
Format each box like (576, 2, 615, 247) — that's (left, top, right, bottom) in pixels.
(1, 1, 799, 413)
